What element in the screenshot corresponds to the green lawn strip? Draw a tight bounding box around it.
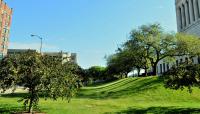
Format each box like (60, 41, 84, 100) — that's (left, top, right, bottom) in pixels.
(1, 76, 200, 114)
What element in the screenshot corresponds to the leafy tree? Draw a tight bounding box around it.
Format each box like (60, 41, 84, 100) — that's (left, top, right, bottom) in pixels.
(0, 51, 80, 113)
(106, 51, 131, 78)
(175, 33, 200, 57)
(85, 66, 107, 83)
(163, 33, 200, 92)
(163, 62, 200, 93)
(125, 24, 179, 75)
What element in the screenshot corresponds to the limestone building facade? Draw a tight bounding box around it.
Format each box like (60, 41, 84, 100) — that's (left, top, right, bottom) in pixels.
(157, 0, 200, 75)
(176, 0, 200, 35)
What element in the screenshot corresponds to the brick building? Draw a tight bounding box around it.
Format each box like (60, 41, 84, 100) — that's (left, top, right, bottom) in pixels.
(0, 0, 12, 59)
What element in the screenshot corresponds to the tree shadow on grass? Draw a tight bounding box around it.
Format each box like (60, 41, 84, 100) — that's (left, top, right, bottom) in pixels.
(0, 93, 48, 114)
(0, 93, 28, 98)
(109, 106, 200, 114)
(0, 104, 22, 114)
(77, 78, 162, 99)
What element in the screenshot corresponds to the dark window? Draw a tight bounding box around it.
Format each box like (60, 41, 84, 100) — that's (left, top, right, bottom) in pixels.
(180, 58, 183, 63)
(192, 58, 194, 63)
(192, 0, 196, 21)
(198, 56, 200, 64)
(179, 7, 183, 29)
(182, 4, 186, 27)
(176, 60, 179, 66)
(186, 1, 191, 24)
(160, 64, 162, 74)
(185, 57, 189, 64)
(167, 63, 169, 71)
(163, 63, 166, 73)
(196, 0, 200, 18)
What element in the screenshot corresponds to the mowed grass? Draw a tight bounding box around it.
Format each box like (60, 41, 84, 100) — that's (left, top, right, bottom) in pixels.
(1, 76, 200, 114)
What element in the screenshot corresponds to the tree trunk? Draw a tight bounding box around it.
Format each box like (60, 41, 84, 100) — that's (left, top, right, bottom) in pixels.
(144, 66, 148, 76)
(28, 89, 34, 113)
(152, 64, 157, 76)
(125, 72, 128, 78)
(137, 68, 140, 76)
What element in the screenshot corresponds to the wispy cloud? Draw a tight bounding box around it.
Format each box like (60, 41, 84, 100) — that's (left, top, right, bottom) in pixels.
(9, 42, 60, 52)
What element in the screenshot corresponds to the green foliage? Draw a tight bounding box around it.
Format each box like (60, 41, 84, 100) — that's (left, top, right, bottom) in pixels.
(109, 23, 200, 76)
(0, 51, 80, 113)
(106, 49, 137, 78)
(86, 66, 107, 82)
(176, 33, 200, 57)
(163, 63, 200, 93)
(125, 23, 177, 75)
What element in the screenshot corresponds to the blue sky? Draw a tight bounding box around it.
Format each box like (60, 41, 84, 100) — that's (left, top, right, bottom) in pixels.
(5, 0, 177, 68)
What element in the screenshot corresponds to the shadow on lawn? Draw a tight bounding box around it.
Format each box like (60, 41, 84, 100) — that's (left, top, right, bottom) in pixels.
(0, 93, 27, 98)
(78, 77, 162, 99)
(109, 106, 200, 114)
(0, 104, 22, 114)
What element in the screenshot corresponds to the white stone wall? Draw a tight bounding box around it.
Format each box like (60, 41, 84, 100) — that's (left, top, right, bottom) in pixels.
(156, 0, 200, 75)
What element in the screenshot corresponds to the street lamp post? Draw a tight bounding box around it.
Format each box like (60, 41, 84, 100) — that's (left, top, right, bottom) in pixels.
(31, 34, 43, 54)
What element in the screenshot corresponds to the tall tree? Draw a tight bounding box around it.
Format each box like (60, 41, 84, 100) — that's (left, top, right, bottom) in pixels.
(0, 51, 80, 113)
(125, 24, 178, 75)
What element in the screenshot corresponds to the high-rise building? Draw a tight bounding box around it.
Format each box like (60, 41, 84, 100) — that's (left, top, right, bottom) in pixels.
(0, 0, 12, 59)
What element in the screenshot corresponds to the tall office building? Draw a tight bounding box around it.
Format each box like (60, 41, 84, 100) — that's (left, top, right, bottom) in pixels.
(0, 0, 12, 59)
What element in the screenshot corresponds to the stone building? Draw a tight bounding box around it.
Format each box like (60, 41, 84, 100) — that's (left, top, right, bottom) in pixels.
(0, 1, 12, 59)
(176, 0, 200, 35)
(43, 52, 77, 64)
(157, 0, 200, 75)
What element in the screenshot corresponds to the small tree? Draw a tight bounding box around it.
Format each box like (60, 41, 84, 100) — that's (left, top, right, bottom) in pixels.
(163, 62, 200, 93)
(0, 51, 80, 113)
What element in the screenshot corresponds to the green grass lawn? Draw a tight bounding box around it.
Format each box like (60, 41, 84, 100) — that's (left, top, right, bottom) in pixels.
(1, 76, 200, 114)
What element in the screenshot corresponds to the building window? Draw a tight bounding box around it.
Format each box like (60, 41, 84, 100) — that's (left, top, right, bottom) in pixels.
(182, 4, 186, 27)
(185, 57, 189, 64)
(192, 0, 196, 21)
(163, 63, 166, 73)
(186, 1, 191, 24)
(176, 60, 179, 66)
(167, 63, 169, 71)
(198, 56, 200, 64)
(180, 58, 183, 63)
(196, 0, 200, 18)
(160, 64, 162, 74)
(179, 7, 183, 29)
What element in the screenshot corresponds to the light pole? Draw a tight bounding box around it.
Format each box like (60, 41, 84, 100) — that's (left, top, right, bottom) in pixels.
(31, 34, 43, 54)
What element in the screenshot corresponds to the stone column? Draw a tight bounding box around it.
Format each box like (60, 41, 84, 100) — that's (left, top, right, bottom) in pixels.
(189, 0, 194, 23)
(185, 2, 189, 26)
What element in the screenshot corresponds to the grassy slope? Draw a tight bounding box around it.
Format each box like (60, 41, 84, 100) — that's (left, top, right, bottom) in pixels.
(1, 76, 200, 114)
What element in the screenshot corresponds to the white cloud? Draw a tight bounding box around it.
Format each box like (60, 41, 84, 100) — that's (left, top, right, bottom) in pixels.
(9, 42, 60, 52)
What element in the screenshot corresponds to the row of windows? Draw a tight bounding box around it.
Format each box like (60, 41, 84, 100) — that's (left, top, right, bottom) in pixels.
(178, 0, 200, 29)
(159, 57, 200, 74)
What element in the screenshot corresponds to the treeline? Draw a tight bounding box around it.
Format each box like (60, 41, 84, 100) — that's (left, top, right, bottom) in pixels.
(106, 23, 200, 77)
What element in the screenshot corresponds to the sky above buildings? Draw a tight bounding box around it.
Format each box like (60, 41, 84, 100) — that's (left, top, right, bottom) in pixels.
(5, 0, 177, 68)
